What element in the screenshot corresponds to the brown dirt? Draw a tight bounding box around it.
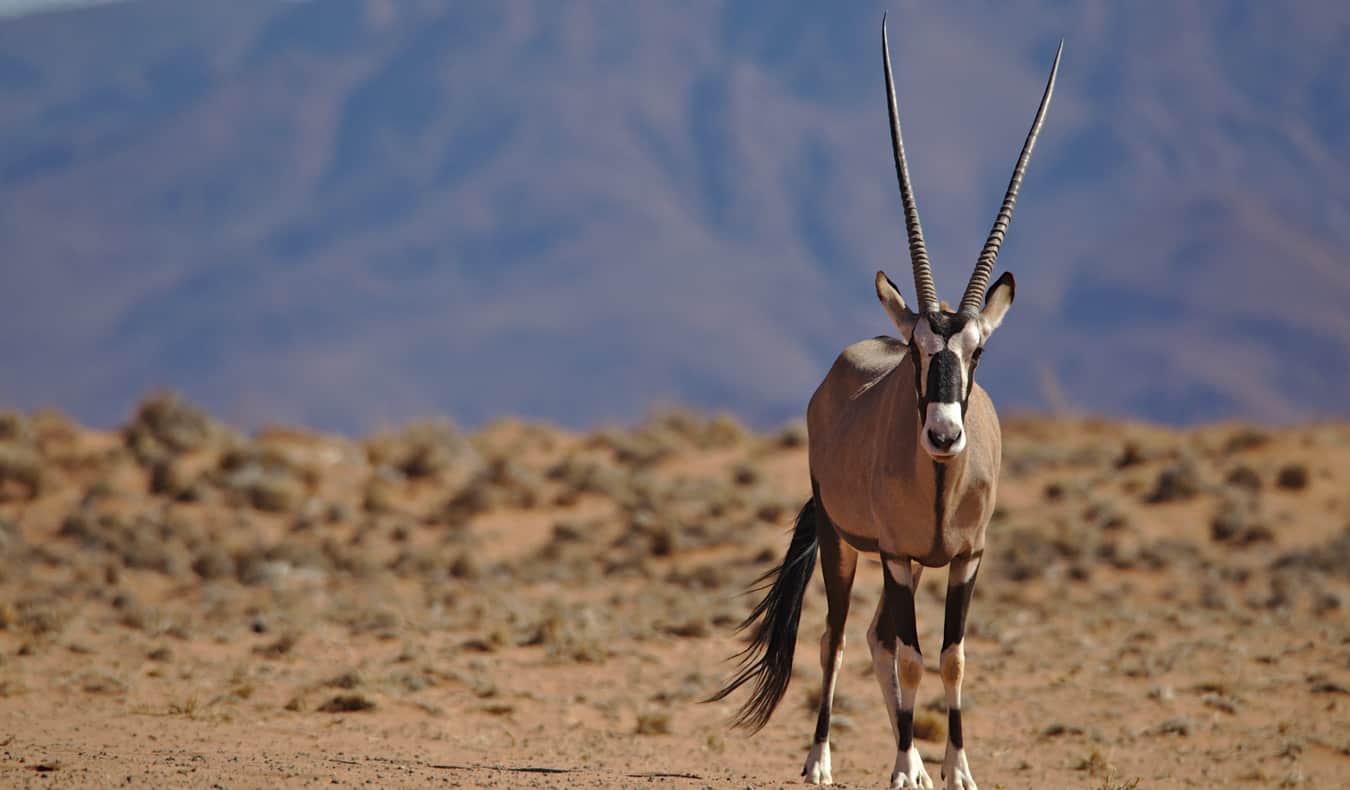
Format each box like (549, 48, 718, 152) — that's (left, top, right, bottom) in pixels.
(1, 399, 1347, 788)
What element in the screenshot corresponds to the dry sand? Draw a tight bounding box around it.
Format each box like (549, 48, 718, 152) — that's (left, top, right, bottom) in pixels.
(0, 398, 1346, 788)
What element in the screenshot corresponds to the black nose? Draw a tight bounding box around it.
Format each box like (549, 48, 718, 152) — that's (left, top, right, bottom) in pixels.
(928, 429, 961, 451)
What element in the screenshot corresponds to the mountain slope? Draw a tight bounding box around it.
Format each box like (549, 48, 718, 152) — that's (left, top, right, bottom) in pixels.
(0, 1, 1346, 431)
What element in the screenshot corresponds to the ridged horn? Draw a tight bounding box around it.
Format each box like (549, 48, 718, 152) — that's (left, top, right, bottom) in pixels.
(882, 15, 939, 315)
(959, 40, 1062, 315)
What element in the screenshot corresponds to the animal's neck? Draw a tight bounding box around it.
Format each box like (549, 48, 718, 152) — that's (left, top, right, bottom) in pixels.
(907, 411, 969, 505)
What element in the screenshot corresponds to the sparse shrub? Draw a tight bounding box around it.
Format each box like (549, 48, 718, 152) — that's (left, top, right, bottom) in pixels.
(1152, 716, 1192, 736)
(1115, 441, 1147, 468)
(1083, 500, 1128, 531)
(366, 420, 480, 479)
(704, 413, 749, 449)
(1223, 428, 1270, 454)
(0, 441, 45, 500)
(770, 420, 807, 450)
(449, 552, 482, 580)
(1146, 461, 1203, 503)
(317, 694, 375, 713)
(235, 542, 331, 586)
(1271, 528, 1350, 578)
(0, 411, 32, 442)
(1275, 464, 1309, 491)
(191, 548, 235, 580)
(522, 601, 610, 663)
(635, 709, 672, 735)
(326, 670, 364, 689)
(912, 709, 945, 741)
(217, 447, 308, 513)
(996, 527, 1059, 581)
(254, 633, 298, 658)
(123, 392, 230, 462)
(1225, 465, 1262, 493)
(731, 462, 760, 487)
(443, 459, 544, 523)
(363, 477, 400, 514)
(249, 473, 305, 513)
(149, 458, 191, 497)
(1210, 497, 1272, 546)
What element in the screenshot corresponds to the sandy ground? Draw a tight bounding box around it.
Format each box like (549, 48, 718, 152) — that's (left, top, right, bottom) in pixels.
(0, 400, 1347, 788)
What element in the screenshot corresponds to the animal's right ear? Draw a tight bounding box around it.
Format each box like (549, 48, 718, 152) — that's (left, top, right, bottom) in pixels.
(875, 271, 917, 344)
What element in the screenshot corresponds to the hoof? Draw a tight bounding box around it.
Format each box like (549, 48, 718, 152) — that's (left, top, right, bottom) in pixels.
(801, 741, 832, 785)
(889, 746, 933, 789)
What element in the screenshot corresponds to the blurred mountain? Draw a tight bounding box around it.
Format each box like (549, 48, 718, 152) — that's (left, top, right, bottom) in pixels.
(0, 1, 1346, 432)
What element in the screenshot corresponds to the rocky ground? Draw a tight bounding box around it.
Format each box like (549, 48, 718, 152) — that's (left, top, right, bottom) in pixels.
(0, 395, 1346, 788)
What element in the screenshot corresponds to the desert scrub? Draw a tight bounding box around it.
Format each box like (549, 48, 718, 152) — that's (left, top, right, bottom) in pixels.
(546, 455, 629, 504)
(59, 509, 192, 576)
(215, 445, 308, 513)
(442, 458, 545, 524)
(365, 419, 480, 480)
(522, 600, 611, 663)
(0, 410, 33, 443)
(0, 441, 45, 500)
(1275, 463, 1310, 491)
(123, 391, 235, 463)
(317, 694, 375, 713)
(1146, 458, 1204, 503)
(635, 709, 673, 735)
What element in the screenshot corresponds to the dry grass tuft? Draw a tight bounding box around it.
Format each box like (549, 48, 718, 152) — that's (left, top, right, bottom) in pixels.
(124, 391, 234, 463)
(1275, 463, 1310, 491)
(317, 694, 375, 713)
(635, 709, 672, 735)
(912, 709, 945, 742)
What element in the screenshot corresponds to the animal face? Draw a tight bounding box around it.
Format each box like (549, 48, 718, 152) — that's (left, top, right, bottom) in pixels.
(875, 270, 1015, 460)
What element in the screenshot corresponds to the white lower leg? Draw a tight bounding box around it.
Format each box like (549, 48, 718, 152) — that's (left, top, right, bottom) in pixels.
(803, 629, 845, 785)
(941, 557, 980, 790)
(940, 642, 976, 789)
(882, 559, 931, 790)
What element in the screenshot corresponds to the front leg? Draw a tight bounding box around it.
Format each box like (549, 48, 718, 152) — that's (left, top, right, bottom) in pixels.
(869, 557, 932, 790)
(940, 553, 981, 790)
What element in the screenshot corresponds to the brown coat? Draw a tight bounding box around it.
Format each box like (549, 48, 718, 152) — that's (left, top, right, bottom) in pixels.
(807, 336, 1002, 567)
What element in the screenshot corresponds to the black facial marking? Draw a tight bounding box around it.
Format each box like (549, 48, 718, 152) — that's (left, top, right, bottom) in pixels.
(913, 312, 982, 423)
(948, 708, 964, 749)
(928, 349, 961, 403)
(925, 312, 970, 339)
(897, 709, 915, 751)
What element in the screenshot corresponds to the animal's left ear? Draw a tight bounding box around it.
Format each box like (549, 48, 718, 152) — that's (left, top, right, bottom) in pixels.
(978, 271, 1016, 337)
(875, 271, 917, 344)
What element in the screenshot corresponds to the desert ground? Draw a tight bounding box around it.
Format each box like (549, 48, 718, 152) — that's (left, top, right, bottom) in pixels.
(0, 395, 1346, 788)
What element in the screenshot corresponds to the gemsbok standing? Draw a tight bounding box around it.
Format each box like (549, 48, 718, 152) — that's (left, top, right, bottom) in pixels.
(710, 18, 1061, 790)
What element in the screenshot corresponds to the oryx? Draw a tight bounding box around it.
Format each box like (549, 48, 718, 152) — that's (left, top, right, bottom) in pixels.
(710, 17, 1061, 790)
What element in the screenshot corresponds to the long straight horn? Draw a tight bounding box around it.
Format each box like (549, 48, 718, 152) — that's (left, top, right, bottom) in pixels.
(958, 40, 1062, 315)
(882, 15, 939, 315)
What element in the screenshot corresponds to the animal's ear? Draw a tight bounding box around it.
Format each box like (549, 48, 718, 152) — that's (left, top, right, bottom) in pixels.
(978, 271, 1016, 338)
(875, 270, 917, 344)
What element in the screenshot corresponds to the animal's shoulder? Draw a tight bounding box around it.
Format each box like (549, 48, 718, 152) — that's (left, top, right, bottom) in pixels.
(834, 336, 908, 379)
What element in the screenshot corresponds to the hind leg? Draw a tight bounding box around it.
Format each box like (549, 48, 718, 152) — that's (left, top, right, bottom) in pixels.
(803, 503, 858, 785)
(870, 558, 932, 789)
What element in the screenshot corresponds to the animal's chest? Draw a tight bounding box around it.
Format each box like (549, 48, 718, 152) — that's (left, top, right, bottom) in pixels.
(815, 453, 989, 565)
(871, 467, 988, 566)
